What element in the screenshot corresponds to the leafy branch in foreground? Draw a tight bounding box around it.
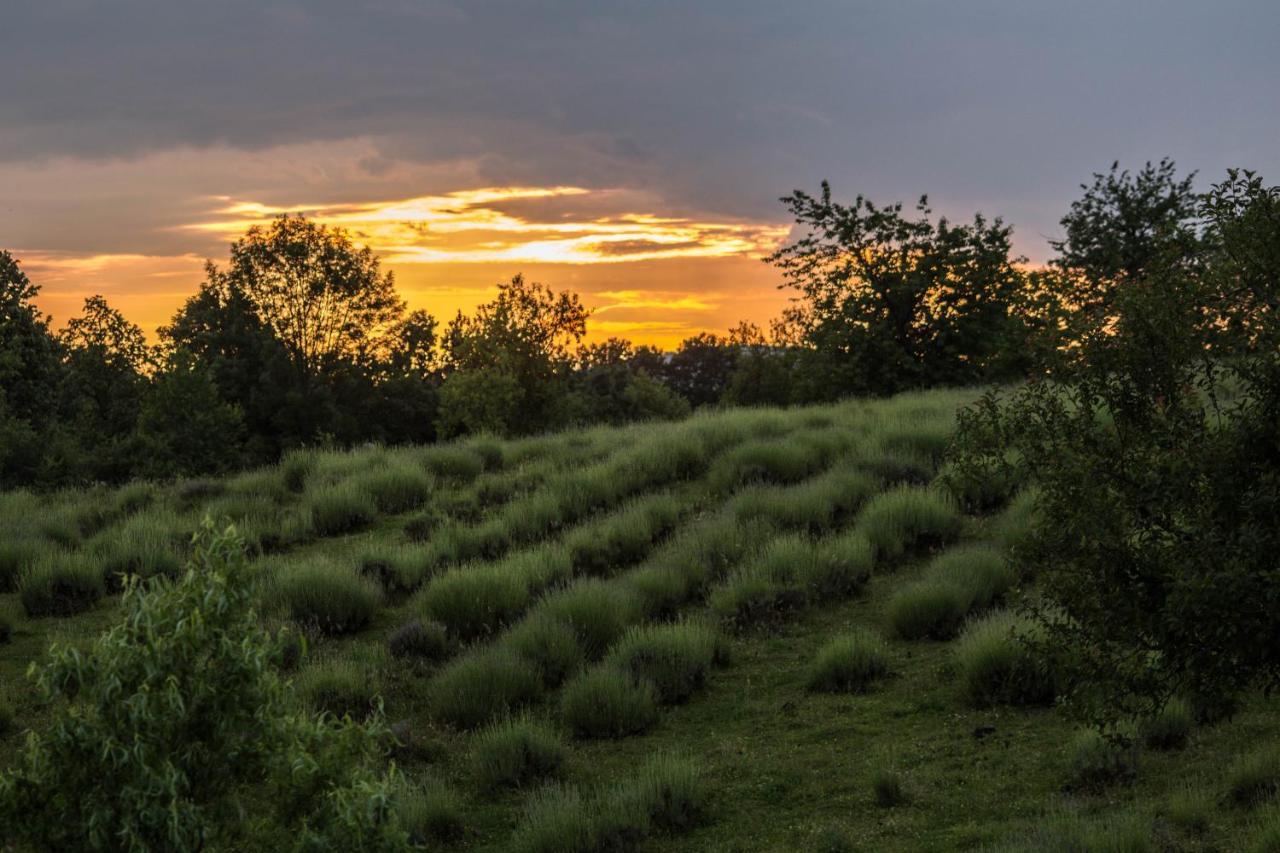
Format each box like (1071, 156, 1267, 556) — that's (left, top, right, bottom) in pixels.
(0, 521, 412, 851)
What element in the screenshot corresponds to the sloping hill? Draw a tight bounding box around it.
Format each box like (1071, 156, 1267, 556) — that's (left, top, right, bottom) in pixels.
(1, 388, 1277, 851)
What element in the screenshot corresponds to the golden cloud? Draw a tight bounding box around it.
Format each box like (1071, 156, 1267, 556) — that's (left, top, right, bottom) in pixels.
(184, 186, 789, 265)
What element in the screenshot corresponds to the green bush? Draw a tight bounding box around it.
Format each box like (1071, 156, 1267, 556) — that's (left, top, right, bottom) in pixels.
(398, 779, 465, 845)
(20, 557, 105, 617)
(276, 563, 382, 636)
(297, 658, 380, 720)
(505, 612, 585, 687)
(604, 622, 720, 704)
(807, 632, 891, 693)
(1140, 698, 1192, 751)
(0, 523, 407, 851)
(616, 754, 706, 834)
(511, 784, 594, 853)
(707, 439, 824, 494)
(0, 538, 44, 592)
(709, 564, 804, 628)
(560, 667, 658, 739)
(354, 465, 433, 514)
(92, 512, 187, 587)
(566, 494, 682, 576)
(953, 610, 1057, 707)
(1227, 744, 1280, 808)
(417, 563, 530, 642)
(1247, 801, 1280, 853)
(1165, 781, 1212, 836)
(1067, 729, 1138, 792)
(0, 702, 13, 738)
(855, 485, 962, 559)
(429, 649, 542, 730)
(932, 545, 1015, 611)
(470, 717, 567, 789)
(626, 563, 698, 619)
(886, 581, 969, 640)
(541, 580, 641, 658)
(732, 468, 877, 531)
(303, 481, 378, 537)
(420, 444, 485, 482)
(805, 531, 874, 599)
(280, 448, 318, 492)
(387, 619, 449, 660)
(357, 543, 433, 593)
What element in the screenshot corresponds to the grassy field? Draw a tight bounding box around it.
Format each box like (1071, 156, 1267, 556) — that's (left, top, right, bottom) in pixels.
(2, 387, 1279, 851)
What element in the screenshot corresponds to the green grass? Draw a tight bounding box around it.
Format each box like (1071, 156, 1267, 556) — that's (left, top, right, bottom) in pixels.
(429, 649, 543, 730)
(561, 666, 659, 739)
(6, 387, 1280, 851)
(855, 485, 963, 560)
(19, 557, 105, 617)
(470, 717, 568, 789)
(807, 632, 892, 694)
(273, 562, 382, 635)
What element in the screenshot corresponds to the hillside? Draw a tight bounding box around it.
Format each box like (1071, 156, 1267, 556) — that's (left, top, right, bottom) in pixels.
(2, 388, 1278, 851)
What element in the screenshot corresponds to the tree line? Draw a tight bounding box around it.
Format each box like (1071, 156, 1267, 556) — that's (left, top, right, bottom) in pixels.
(0, 159, 1261, 491)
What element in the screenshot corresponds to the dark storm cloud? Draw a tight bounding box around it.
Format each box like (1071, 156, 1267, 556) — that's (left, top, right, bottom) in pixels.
(2, 0, 1279, 253)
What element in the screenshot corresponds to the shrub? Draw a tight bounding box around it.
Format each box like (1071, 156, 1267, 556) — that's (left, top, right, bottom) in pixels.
(417, 562, 532, 642)
(1140, 698, 1192, 751)
(617, 754, 706, 834)
(708, 439, 823, 494)
(420, 445, 485, 482)
(0, 539, 44, 592)
(0, 703, 13, 738)
(626, 563, 698, 619)
(953, 610, 1057, 707)
(709, 566, 803, 628)
(566, 495, 682, 576)
(1227, 744, 1280, 808)
(20, 558, 105, 617)
(303, 482, 377, 537)
(296, 658, 380, 720)
(280, 448, 318, 492)
(561, 667, 658, 739)
(1165, 781, 1212, 836)
(604, 622, 720, 704)
(805, 531, 874, 599)
(732, 468, 876, 531)
(511, 784, 594, 853)
(932, 545, 1014, 611)
(276, 563, 381, 636)
(0, 523, 405, 851)
(855, 485, 962, 559)
(471, 717, 567, 789)
(1247, 801, 1280, 853)
(402, 507, 445, 542)
(807, 633, 891, 693)
(886, 581, 969, 641)
(398, 779, 465, 845)
(541, 580, 640, 658)
(429, 649, 542, 730)
(356, 544, 432, 594)
(1067, 729, 1138, 792)
(92, 514, 186, 587)
(505, 612, 585, 687)
(355, 466, 433, 514)
(871, 764, 907, 807)
(387, 619, 449, 661)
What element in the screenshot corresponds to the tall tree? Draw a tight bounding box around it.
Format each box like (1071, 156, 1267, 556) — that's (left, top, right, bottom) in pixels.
(769, 183, 1033, 397)
(215, 215, 404, 377)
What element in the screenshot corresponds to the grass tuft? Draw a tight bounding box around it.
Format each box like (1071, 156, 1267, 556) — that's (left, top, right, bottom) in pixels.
(560, 666, 658, 739)
(275, 563, 381, 635)
(20, 557, 105, 617)
(429, 649, 542, 730)
(953, 610, 1057, 707)
(399, 779, 466, 845)
(855, 485, 962, 560)
(471, 717, 568, 790)
(1227, 744, 1280, 808)
(604, 622, 720, 704)
(807, 632, 891, 693)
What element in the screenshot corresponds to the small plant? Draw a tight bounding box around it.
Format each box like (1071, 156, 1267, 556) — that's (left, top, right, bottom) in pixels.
(1227, 744, 1280, 808)
(505, 612, 585, 687)
(855, 485, 962, 560)
(470, 717, 567, 789)
(357, 544, 433, 594)
(805, 531, 874, 599)
(541, 580, 641, 658)
(354, 465, 433, 514)
(709, 566, 803, 628)
(387, 619, 449, 660)
(870, 764, 908, 807)
(566, 494, 681, 576)
(807, 632, 891, 693)
(604, 622, 720, 704)
(417, 564, 530, 641)
(560, 666, 658, 739)
(296, 657, 380, 720)
(429, 649, 543, 730)
(303, 481, 377, 537)
(511, 783, 593, 853)
(420, 444, 485, 481)
(953, 610, 1057, 707)
(1140, 698, 1193, 751)
(618, 753, 707, 833)
(1246, 800, 1280, 852)
(1165, 781, 1212, 836)
(398, 778, 465, 845)
(626, 563, 698, 619)
(886, 581, 969, 640)
(0, 539, 44, 592)
(20, 557, 105, 617)
(1066, 729, 1138, 792)
(275, 563, 382, 636)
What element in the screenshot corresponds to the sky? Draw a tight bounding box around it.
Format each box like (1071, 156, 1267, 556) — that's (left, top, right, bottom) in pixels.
(3, 1, 1278, 348)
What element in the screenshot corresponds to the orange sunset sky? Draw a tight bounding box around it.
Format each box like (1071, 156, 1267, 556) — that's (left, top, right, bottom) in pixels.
(6, 2, 1277, 349)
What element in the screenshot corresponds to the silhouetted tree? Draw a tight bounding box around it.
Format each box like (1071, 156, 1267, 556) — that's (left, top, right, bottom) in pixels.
(769, 183, 1033, 397)
(661, 333, 739, 407)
